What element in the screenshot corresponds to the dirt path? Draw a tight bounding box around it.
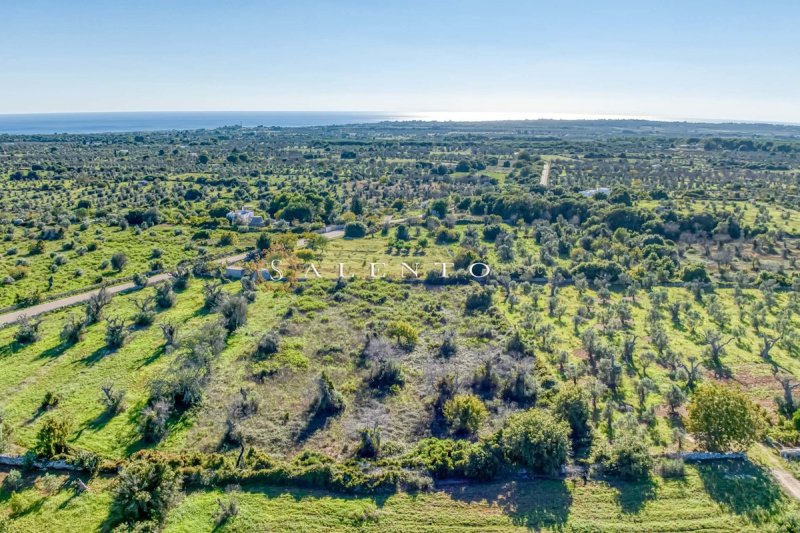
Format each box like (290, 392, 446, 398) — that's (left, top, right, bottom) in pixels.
(0, 228, 345, 327)
(757, 444, 800, 501)
(540, 161, 551, 186)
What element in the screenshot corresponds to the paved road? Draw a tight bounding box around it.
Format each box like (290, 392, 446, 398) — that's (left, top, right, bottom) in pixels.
(0, 227, 348, 327)
(0, 252, 250, 327)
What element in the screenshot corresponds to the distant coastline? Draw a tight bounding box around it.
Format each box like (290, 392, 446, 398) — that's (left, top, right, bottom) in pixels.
(0, 111, 415, 135)
(1, 111, 798, 135)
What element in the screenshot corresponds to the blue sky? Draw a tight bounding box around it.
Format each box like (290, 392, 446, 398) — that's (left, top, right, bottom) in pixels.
(1, 0, 798, 122)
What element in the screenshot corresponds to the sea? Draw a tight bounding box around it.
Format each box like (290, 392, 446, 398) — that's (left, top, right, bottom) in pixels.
(0, 111, 428, 135)
(0, 111, 665, 135)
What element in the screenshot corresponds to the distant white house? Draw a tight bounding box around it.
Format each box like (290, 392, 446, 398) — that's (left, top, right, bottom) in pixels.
(226, 207, 266, 227)
(579, 187, 611, 197)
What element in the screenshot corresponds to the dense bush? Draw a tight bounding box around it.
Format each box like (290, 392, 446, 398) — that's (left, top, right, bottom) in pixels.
(465, 286, 493, 312)
(14, 315, 41, 345)
(60, 315, 85, 345)
(113, 458, 182, 526)
(593, 415, 653, 480)
(443, 394, 488, 436)
(344, 221, 367, 238)
(254, 332, 280, 359)
(315, 372, 345, 415)
(36, 414, 73, 457)
(687, 383, 764, 452)
(216, 293, 249, 332)
(501, 409, 571, 474)
(155, 280, 176, 308)
(368, 360, 406, 391)
(552, 384, 591, 443)
(105, 317, 128, 349)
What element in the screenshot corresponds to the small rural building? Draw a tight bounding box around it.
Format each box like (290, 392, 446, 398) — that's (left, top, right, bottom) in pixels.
(579, 187, 611, 197)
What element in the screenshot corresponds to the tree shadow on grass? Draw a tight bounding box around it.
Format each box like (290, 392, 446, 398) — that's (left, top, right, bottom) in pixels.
(10, 495, 46, 517)
(35, 342, 71, 360)
(0, 341, 25, 359)
(295, 410, 334, 444)
(85, 408, 116, 432)
(607, 476, 657, 514)
(696, 460, 785, 524)
(138, 345, 165, 368)
(446, 479, 572, 530)
(78, 346, 110, 366)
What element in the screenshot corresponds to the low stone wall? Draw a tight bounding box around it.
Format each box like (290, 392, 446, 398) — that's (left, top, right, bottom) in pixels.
(0, 454, 81, 471)
(666, 451, 747, 462)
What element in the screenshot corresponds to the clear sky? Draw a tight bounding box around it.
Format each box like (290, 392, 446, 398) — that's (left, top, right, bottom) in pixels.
(1, 0, 798, 123)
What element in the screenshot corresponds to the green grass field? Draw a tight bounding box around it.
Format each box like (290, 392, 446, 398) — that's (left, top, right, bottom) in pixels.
(0, 462, 794, 532)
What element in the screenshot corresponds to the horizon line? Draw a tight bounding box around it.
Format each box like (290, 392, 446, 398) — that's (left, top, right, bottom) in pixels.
(1, 110, 799, 128)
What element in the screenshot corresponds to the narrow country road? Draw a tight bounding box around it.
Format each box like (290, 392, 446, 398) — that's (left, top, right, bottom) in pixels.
(540, 161, 551, 186)
(0, 252, 249, 327)
(0, 228, 345, 327)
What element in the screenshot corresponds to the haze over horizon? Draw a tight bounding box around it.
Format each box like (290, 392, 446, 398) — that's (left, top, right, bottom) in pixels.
(2, 1, 799, 123)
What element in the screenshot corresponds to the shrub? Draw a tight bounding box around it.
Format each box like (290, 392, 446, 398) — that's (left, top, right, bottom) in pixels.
(595, 416, 653, 480)
(85, 287, 111, 324)
(14, 316, 41, 345)
(155, 281, 176, 309)
(140, 400, 172, 442)
(386, 320, 418, 348)
(344, 221, 367, 238)
(256, 233, 272, 251)
(254, 332, 280, 359)
(105, 317, 128, 349)
(403, 437, 500, 481)
(465, 439, 502, 481)
(656, 458, 685, 479)
(501, 409, 571, 474)
(217, 293, 249, 332)
(114, 459, 182, 525)
(315, 372, 345, 415)
(60, 315, 85, 345)
(39, 473, 61, 495)
(134, 309, 156, 330)
(4, 469, 22, 491)
(41, 391, 62, 410)
(132, 272, 148, 288)
(503, 369, 539, 405)
(439, 331, 458, 358)
(100, 382, 126, 414)
(215, 497, 240, 526)
(219, 233, 237, 246)
(435, 228, 459, 244)
(443, 394, 488, 436)
(404, 438, 472, 478)
(0, 411, 13, 453)
(36, 414, 73, 457)
(368, 360, 405, 391)
(111, 252, 128, 272)
(203, 282, 225, 310)
(356, 427, 382, 458)
(72, 449, 101, 475)
(681, 263, 710, 283)
(465, 286, 493, 312)
(172, 265, 191, 290)
(687, 383, 764, 452)
(472, 360, 500, 396)
(552, 384, 591, 443)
